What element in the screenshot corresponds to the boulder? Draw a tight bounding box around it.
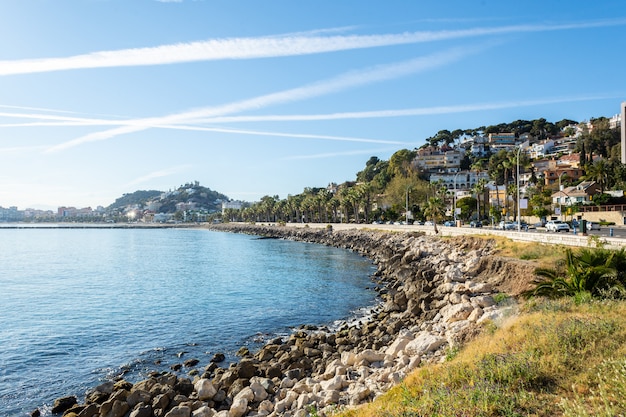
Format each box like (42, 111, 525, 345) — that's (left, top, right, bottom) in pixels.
(51, 396, 77, 414)
(129, 404, 152, 417)
(191, 406, 214, 417)
(229, 396, 248, 417)
(194, 379, 217, 401)
(441, 303, 473, 323)
(126, 389, 151, 407)
(99, 399, 129, 417)
(404, 333, 446, 357)
(164, 405, 191, 417)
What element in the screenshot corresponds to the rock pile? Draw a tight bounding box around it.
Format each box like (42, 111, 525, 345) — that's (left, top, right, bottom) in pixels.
(46, 224, 523, 417)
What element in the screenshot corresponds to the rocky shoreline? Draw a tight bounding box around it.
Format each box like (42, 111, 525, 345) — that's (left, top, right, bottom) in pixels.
(45, 224, 535, 417)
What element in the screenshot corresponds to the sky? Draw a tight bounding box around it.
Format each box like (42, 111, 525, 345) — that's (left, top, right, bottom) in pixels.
(1, 1, 625, 210)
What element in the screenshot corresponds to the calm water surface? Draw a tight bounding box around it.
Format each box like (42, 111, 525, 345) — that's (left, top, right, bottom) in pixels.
(0, 228, 376, 416)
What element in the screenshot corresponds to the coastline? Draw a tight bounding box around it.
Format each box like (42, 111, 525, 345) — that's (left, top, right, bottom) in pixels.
(44, 223, 535, 417)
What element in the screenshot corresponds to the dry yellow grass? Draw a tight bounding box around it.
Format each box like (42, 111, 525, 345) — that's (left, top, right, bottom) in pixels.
(335, 299, 626, 417)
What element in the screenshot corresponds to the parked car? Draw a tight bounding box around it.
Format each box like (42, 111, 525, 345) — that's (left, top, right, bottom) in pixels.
(498, 221, 516, 230)
(469, 220, 483, 228)
(545, 220, 570, 232)
(443, 220, 455, 227)
(587, 221, 601, 231)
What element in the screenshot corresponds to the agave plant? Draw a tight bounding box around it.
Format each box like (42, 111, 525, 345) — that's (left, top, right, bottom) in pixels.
(525, 248, 626, 299)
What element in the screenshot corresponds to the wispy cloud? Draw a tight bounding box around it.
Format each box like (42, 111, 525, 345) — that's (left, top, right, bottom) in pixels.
(45, 46, 477, 152)
(0, 19, 624, 76)
(125, 165, 191, 186)
(1, 92, 617, 134)
(159, 125, 409, 145)
(282, 147, 402, 160)
(197, 94, 623, 123)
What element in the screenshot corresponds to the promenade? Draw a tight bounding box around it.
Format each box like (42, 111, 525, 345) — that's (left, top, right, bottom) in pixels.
(267, 222, 626, 250)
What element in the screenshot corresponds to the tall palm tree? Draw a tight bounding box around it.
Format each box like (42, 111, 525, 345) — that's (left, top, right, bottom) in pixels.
(585, 159, 610, 192)
(471, 178, 487, 220)
(424, 196, 446, 233)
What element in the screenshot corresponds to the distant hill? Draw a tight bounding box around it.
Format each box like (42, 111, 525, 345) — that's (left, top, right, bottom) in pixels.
(108, 190, 163, 210)
(107, 182, 230, 214)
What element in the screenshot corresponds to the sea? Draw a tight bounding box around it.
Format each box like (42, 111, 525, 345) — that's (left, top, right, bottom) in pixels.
(0, 227, 378, 417)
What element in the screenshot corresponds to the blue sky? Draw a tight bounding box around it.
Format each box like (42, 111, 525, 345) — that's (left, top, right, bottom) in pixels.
(1, 0, 625, 210)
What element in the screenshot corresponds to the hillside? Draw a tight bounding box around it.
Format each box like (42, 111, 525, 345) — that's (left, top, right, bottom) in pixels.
(107, 182, 229, 214)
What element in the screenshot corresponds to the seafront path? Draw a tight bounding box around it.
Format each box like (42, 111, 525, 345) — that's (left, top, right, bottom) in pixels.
(257, 222, 626, 249)
(2, 220, 625, 249)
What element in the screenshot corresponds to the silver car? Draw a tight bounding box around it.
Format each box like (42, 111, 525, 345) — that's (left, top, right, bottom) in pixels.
(546, 220, 570, 232)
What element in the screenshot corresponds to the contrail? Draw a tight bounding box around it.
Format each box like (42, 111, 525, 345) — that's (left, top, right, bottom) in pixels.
(0, 18, 623, 76)
(45, 46, 476, 152)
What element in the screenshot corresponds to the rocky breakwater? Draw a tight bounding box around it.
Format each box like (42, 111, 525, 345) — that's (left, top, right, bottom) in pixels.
(46, 224, 535, 417)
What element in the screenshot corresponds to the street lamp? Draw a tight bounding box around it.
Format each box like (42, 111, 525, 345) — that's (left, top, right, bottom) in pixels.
(405, 185, 411, 224)
(453, 172, 460, 224)
(516, 146, 522, 231)
(558, 172, 567, 222)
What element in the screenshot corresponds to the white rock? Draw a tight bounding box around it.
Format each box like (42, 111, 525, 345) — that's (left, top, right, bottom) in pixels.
(354, 349, 385, 364)
(194, 379, 217, 401)
(249, 380, 268, 402)
(280, 377, 297, 389)
(467, 282, 493, 294)
(296, 392, 319, 409)
(404, 332, 446, 356)
(341, 351, 357, 366)
(385, 332, 413, 357)
(234, 386, 254, 403)
(258, 400, 274, 414)
(319, 389, 340, 407)
(472, 295, 496, 308)
(320, 375, 346, 391)
(347, 383, 371, 404)
(165, 406, 191, 417)
(292, 379, 313, 394)
(229, 397, 248, 417)
(441, 303, 473, 323)
(192, 406, 214, 417)
(407, 356, 421, 371)
(467, 306, 484, 322)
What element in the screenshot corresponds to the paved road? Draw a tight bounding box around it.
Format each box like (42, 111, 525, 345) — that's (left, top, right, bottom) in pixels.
(473, 225, 626, 239)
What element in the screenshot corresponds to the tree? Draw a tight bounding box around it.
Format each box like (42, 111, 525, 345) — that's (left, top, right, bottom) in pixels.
(388, 149, 417, 178)
(585, 159, 610, 192)
(424, 196, 446, 233)
(471, 178, 487, 220)
(456, 197, 477, 221)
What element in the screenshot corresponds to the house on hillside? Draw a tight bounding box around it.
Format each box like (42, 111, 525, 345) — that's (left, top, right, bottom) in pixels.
(414, 146, 463, 173)
(551, 181, 600, 206)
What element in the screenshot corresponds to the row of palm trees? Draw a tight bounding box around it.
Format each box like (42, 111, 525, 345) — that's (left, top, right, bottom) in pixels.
(225, 183, 376, 224)
(222, 147, 615, 226)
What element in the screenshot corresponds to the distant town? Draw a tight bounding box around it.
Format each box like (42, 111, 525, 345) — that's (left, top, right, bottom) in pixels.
(2, 104, 626, 226)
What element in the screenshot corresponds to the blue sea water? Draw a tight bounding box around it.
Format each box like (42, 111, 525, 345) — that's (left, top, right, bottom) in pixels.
(0, 228, 377, 417)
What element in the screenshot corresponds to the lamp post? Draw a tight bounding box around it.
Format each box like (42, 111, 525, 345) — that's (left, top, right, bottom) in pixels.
(453, 172, 460, 224)
(558, 172, 567, 222)
(516, 146, 522, 231)
(405, 185, 410, 224)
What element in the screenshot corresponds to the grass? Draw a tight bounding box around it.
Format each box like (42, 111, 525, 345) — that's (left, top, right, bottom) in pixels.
(334, 298, 626, 417)
(487, 236, 564, 267)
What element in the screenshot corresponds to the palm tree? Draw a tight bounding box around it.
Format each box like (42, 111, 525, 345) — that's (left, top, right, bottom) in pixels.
(471, 178, 487, 220)
(585, 159, 610, 192)
(424, 196, 446, 233)
(525, 247, 626, 299)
